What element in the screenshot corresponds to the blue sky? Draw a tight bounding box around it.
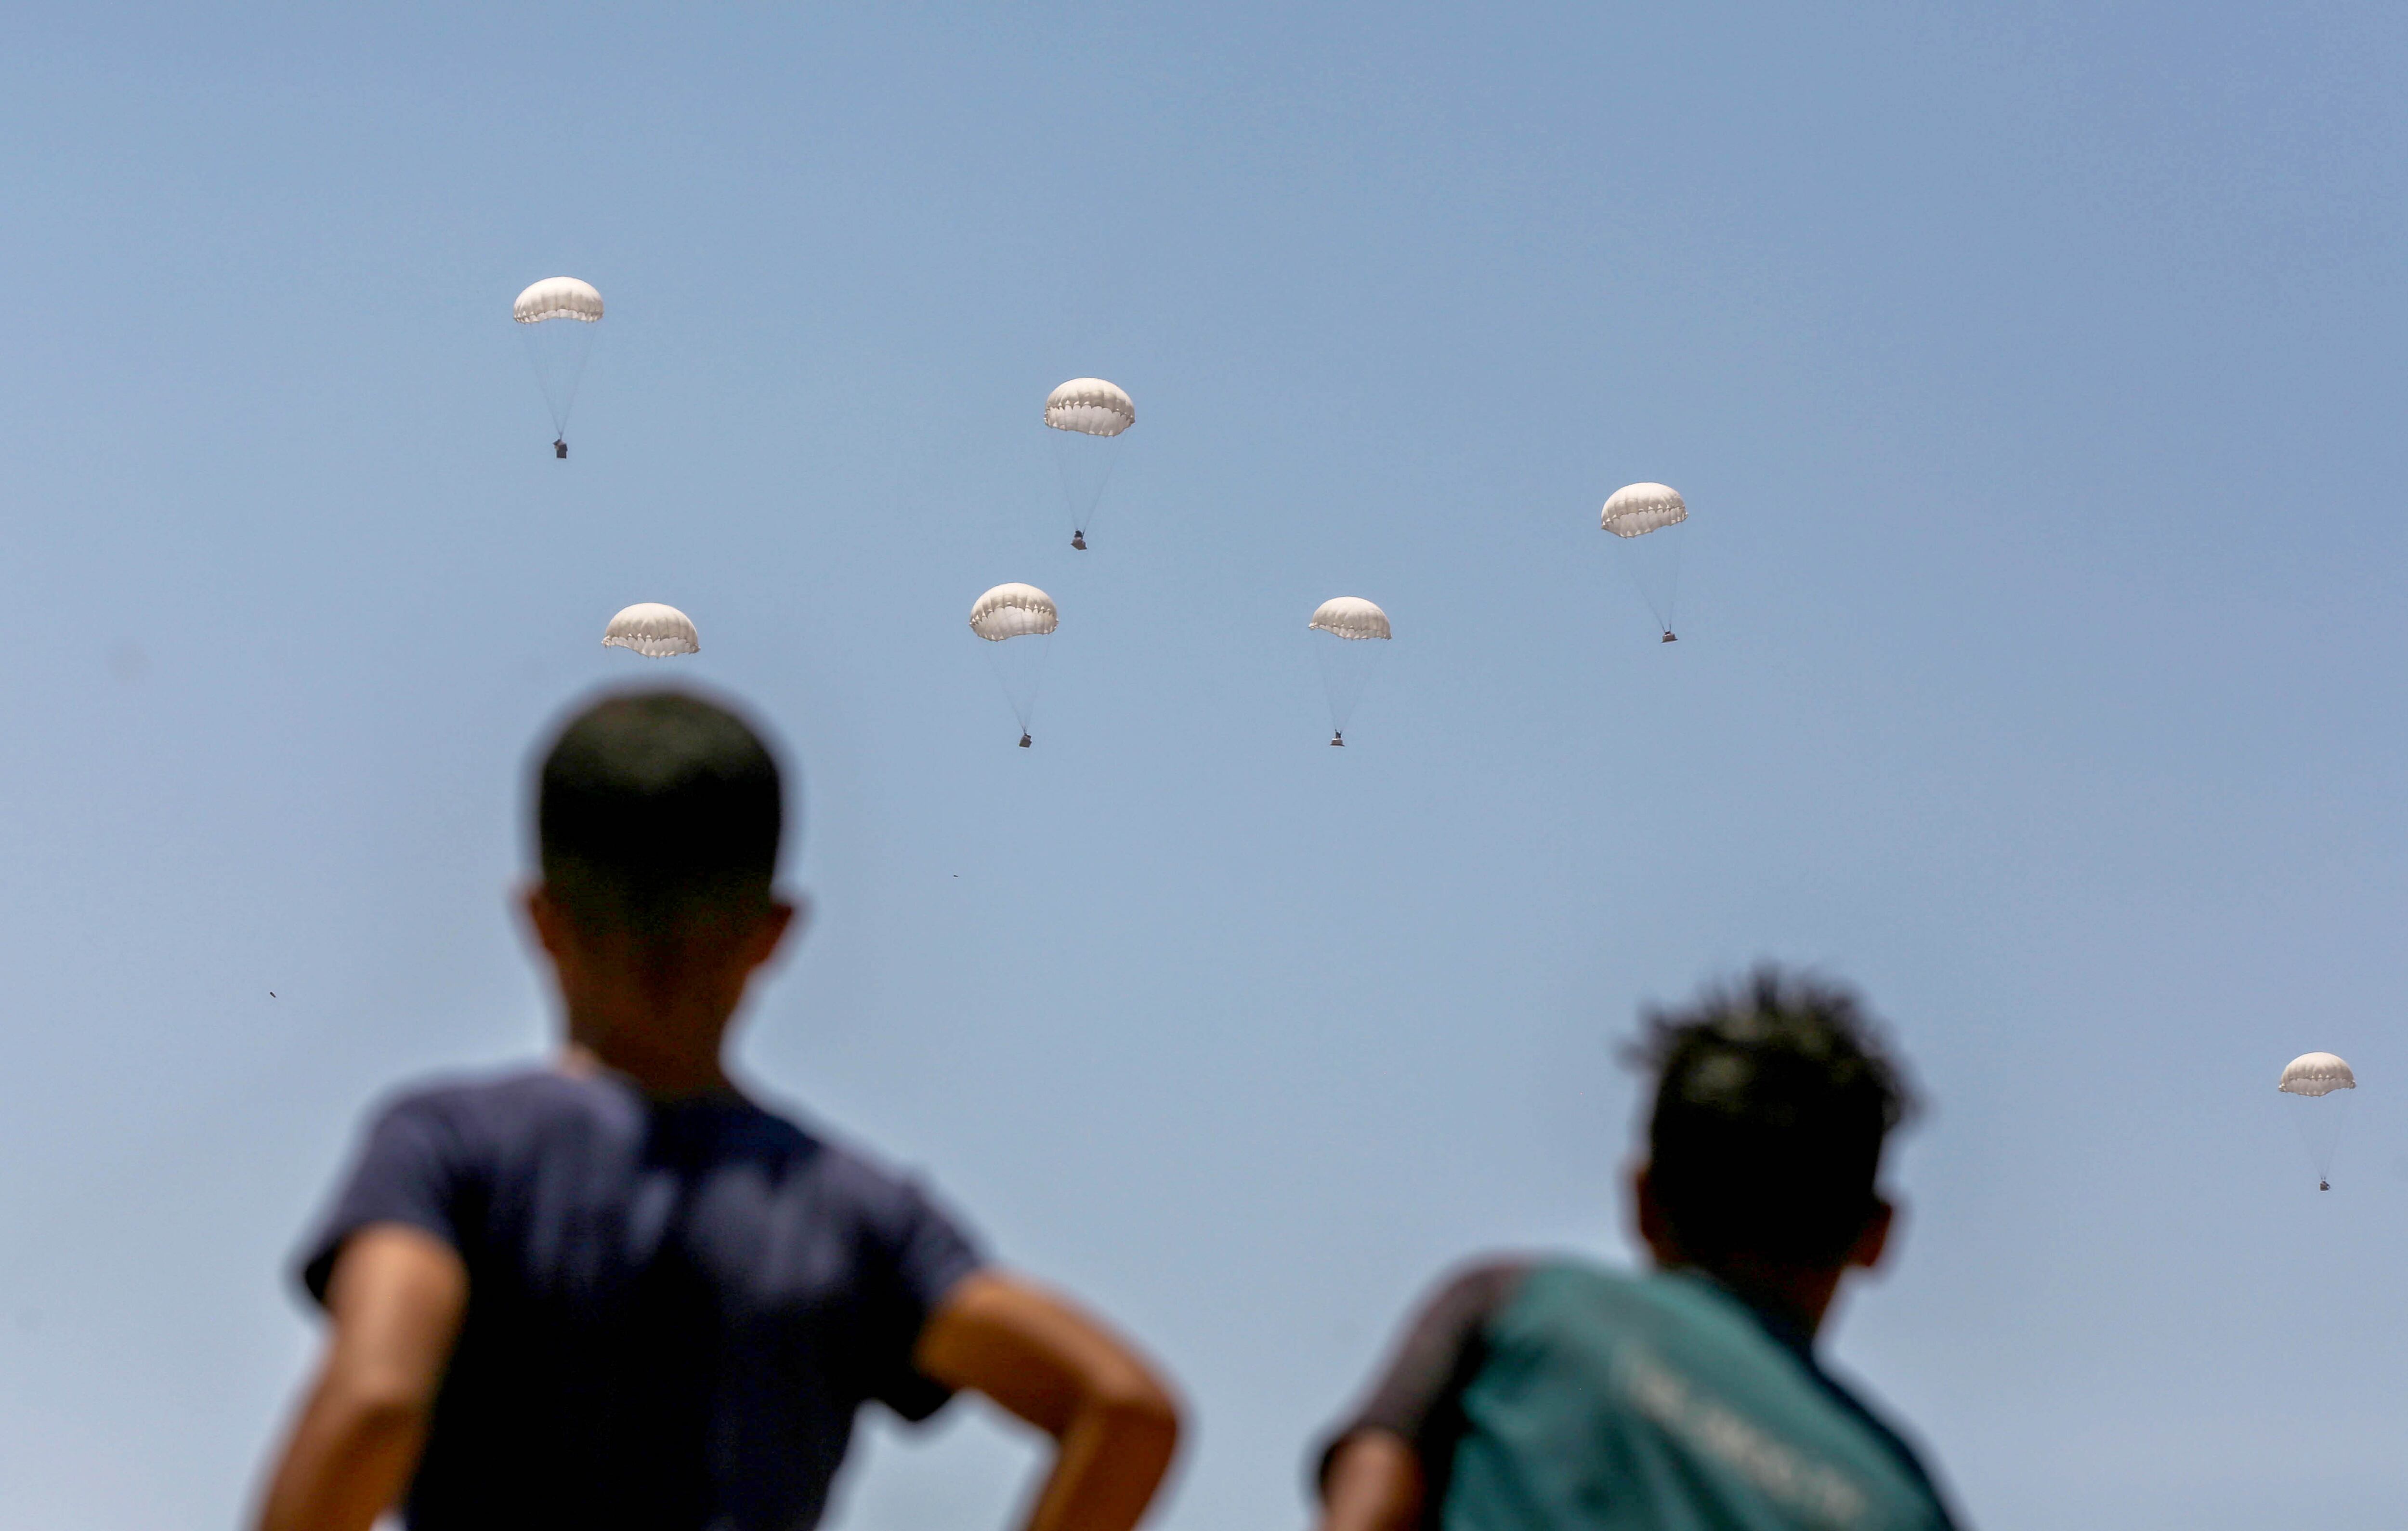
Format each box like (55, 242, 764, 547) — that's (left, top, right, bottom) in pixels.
(0, 4, 2405, 1527)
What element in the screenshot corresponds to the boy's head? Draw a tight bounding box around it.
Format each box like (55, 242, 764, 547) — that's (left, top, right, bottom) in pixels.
(1632, 967, 1914, 1275)
(536, 687, 785, 939)
(527, 688, 797, 1082)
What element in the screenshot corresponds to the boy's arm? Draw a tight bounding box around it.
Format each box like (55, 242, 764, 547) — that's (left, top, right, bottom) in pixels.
(914, 1269, 1182, 1531)
(1317, 1431, 1425, 1531)
(253, 1224, 469, 1531)
(1307, 1259, 1527, 1531)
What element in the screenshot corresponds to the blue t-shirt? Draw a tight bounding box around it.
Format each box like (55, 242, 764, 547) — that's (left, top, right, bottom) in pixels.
(298, 1066, 984, 1531)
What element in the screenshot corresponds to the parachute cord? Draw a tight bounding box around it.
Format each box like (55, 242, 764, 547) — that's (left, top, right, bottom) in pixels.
(1621, 546, 1667, 637)
(2288, 1091, 2356, 1186)
(1315, 640, 1387, 741)
(522, 323, 597, 440)
(1027, 635, 1053, 730)
(2330, 1091, 2356, 1183)
(1664, 525, 1685, 634)
(1052, 435, 1120, 545)
(983, 634, 1054, 740)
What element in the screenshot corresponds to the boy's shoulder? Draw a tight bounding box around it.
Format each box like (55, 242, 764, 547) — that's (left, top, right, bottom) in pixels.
(1493, 1258, 1810, 1391)
(374, 1062, 665, 1124)
(1503, 1257, 1778, 1340)
(362, 1063, 931, 1200)
(364, 1063, 686, 1153)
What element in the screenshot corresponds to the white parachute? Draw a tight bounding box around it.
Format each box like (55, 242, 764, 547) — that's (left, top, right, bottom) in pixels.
(602, 602, 699, 658)
(1043, 378, 1134, 550)
(1600, 482, 1688, 643)
(514, 277, 605, 324)
(2278, 1051, 2356, 1189)
(514, 277, 604, 458)
(1309, 597, 1390, 746)
(1601, 482, 1688, 537)
(1310, 596, 1392, 641)
(1044, 378, 1135, 436)
(2280, 1052, 2356, 1097)
(970, 583, 1058, 746)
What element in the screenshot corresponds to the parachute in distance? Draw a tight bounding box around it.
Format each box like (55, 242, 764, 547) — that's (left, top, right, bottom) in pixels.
(1043, 379, 1134, 550)
(2279, 1052, 2356, 1097)
(1309, 596, 1391, 641)
(602, 602, 699, 658)
(1309, 597, 1390, 746)
(513, 277, 604, 458)
(1601, 482, 1687, 537)
(2278, 1051, 2356, 1190)
(1600, 481, 1688, 644)
(969, 582, 1059, 640)
(969, 583, 1057, 746)
(1044, 379, 1134, 436)
(514, 277, 605, 324)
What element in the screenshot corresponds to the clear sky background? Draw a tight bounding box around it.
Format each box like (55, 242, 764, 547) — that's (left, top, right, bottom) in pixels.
(0, 4, 2403, 1527)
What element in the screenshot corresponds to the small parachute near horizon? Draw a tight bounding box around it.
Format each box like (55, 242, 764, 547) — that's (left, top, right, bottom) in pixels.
(2278, 1051, 2356, 1190)
(1044, 379, 1134, 551)
(602, 602, 699, 658)
(1309, 596, 1390, 747)
(515, 277, 604, 459)
(1601, 482, 1688, 643)
(970, 582, 1058, 746)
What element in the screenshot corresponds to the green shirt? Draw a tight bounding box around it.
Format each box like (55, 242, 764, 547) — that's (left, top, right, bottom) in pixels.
(1443, 1261, 1956, 1531)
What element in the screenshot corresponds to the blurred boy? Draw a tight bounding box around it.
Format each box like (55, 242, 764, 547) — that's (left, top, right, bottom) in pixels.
(1314, 969, 1959, 1531)
(256, 689, 1180, 1531)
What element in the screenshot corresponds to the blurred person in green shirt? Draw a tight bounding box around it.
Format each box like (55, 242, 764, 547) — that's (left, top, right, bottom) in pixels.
(1313, 968, 1960, 1531)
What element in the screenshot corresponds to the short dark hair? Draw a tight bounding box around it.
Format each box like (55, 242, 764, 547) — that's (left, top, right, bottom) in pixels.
(1632, 967, 1915, 1268)
(535, 688, 785, 936)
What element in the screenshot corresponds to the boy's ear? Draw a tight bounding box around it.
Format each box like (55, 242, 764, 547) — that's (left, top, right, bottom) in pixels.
(522, 882, 568, 959)
(747, 894, 807, 970)
(1630, 1161, 1683, 1267)
(1846, 1196, 1896, 1273)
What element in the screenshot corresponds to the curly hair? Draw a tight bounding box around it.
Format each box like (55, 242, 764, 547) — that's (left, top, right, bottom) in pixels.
(1630, 967, 1917, 1267)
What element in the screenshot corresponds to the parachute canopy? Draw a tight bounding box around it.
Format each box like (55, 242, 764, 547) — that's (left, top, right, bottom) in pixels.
(2279, 1052, 2356, 1097)
(969, 583, 1058, 641)
(602, 602, 699, 657)
(1310, 596, 1391, 641)
(1602, 482, 1687, 539)
(514, 277, 605, 324)
(1045, 379, 1135, 437)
